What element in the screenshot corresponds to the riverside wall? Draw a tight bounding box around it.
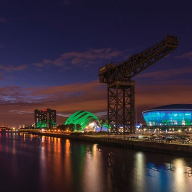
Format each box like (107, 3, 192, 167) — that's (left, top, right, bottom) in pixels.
(30, 132, 192, 158)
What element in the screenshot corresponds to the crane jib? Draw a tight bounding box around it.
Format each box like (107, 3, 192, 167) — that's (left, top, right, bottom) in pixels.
(99, 35, 178, 83)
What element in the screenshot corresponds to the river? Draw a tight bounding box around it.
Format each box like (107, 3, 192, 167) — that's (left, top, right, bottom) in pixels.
(0, 132, 192, 192)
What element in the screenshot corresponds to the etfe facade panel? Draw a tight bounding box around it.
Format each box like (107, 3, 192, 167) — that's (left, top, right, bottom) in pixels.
(143, 110, 192, 126)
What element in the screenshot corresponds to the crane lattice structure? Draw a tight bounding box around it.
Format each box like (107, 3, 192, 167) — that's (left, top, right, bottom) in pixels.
(99, 35, 178, 133)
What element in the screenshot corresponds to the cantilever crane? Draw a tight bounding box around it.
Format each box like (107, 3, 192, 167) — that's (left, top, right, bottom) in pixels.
(99, 35, 178, 133)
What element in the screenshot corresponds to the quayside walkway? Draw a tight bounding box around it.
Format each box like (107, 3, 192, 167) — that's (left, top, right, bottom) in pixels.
(27, 131, 192, 158)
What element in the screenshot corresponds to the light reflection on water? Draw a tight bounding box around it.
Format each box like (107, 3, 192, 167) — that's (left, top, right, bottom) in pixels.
(0, 132, 192, 192)
(133, 152, 145, 192)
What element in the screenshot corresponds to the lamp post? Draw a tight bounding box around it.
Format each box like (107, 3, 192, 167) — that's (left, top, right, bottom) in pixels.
(140, 123, 143, 134)
(135, 107, 137, 133)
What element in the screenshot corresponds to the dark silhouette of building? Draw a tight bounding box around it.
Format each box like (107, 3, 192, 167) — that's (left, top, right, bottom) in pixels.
(34, 108, 56, 128)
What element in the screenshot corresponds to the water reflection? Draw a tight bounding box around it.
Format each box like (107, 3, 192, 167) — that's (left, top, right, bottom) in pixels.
(0, 133, 192, 192)
(133, 152, 145, 192)
(65, 139, 72, 187)
(83, 144, 104, 192)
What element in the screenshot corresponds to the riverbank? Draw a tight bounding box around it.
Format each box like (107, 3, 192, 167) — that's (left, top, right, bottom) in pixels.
(30, 132, 192, 158)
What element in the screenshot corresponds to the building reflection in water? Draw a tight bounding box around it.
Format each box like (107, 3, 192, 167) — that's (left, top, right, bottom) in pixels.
(53, 137, 62, 189)
(30, 134, 33, 141)
(133, 152, 145, 192)
(6, 133, 9, 153)
(83, 144, 104, 192)
(12, 133, 16, 155)
(106, 151, 116, 191)
(64, 139, 72, 187)
(145, 158, 192, 192)
(39, 136, 74, 191)
(1, 133, 192, 192)
(0, 133, 2, 151)
(172, 159, 191, 192)
(40, 136, 62, 191)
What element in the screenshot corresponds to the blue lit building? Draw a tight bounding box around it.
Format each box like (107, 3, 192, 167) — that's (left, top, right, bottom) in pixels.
(142, 104, 192, 129)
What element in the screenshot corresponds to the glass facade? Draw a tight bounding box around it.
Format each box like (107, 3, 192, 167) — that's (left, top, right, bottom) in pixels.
(143, 110, 192, 127)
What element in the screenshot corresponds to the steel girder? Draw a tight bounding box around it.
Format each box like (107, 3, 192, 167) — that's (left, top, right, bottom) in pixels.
(108, 81, 135, 133)
(99, 35, 178, 135)
(99, 35, 178, 83)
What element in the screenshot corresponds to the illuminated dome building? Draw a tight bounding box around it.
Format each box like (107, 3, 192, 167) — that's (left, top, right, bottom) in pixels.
(142, 104, 192, 130)
(65, 110, 101, 132)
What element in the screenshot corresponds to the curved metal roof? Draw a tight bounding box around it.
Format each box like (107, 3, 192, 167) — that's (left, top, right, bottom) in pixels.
(143, 104, 192, 113)
(151, 104, 192, 110)
(65, 110, 100, 131)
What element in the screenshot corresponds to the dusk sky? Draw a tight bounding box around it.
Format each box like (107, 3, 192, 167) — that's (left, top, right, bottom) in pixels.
(0, 0, 192, 127)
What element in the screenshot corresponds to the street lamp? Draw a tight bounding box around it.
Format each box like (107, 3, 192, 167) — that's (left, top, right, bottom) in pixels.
(135, 107, 137, 132)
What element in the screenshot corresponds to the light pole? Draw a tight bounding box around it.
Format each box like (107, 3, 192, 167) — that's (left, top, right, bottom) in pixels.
(140, 123, 143, 134)
(135, 107, 137, 133)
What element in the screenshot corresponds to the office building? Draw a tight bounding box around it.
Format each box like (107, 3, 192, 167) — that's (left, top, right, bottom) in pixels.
(34, 108, 56, 128)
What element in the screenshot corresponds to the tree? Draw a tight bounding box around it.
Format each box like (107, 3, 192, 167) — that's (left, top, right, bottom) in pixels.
(57, 124, 69, 131)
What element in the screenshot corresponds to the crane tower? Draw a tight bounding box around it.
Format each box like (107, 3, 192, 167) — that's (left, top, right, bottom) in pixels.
(99, 35, 178, 133)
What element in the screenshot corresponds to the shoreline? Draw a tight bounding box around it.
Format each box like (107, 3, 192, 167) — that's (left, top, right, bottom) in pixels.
(29, 131, 192, 158)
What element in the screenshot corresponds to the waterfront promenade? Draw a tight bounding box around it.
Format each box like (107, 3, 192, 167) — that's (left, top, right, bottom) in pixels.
(25, 131, 192, 158)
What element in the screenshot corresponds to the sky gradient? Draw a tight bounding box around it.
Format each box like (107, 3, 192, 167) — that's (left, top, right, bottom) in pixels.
(0, 0, 192, 127)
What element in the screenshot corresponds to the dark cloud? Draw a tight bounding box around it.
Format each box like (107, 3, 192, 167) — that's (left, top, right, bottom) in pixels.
(136, 66, 192, 79)
(176, 51, 192, 61)
(0, 72, 3, 80)
(10, 110, 33, 114)
(34, 48, 124, 68)
(0, 64, 27, 71)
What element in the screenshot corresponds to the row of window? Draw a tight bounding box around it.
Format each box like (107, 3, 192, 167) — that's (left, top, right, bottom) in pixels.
(143, 111, 192, 126)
